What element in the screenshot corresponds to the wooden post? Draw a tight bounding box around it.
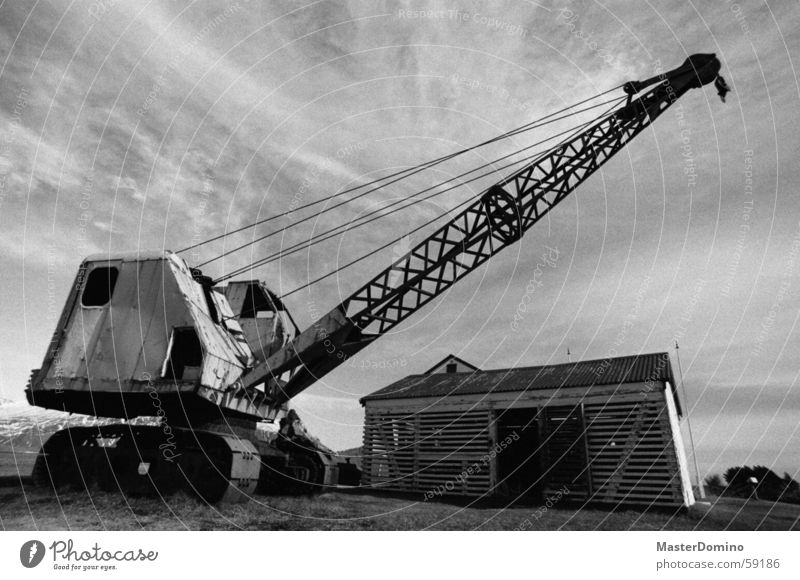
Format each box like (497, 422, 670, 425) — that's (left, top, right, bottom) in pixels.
(488, 409, 498, 495)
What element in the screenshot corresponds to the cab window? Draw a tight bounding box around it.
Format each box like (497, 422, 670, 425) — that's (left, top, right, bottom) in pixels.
(81, 267, 119, 307)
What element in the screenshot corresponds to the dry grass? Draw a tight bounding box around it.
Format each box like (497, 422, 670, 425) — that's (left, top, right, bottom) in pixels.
(2, 480, 798, 531)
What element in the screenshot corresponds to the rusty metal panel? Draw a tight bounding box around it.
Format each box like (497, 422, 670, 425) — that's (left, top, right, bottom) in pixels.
(87, 259, 163, 381)
(79, 256, 200, 388)
(41, 257, 166, 390)
(139, 259, 190, 380)
(47, 259, 122, 386)
(37, 252, 246, 394)
(38, 265, 85, 383)
(222, 281, 288, 364)
(222, 281, 249, 316)
(166, 254, 249, 394)
(30, 251, 263, 419)
(214, 291, 252, 362)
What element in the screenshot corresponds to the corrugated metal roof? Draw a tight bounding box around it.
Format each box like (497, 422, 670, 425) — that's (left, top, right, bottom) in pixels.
(361, 352, 677, 409)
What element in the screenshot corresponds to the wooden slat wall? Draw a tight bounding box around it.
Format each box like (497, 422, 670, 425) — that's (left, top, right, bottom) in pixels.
(584, 396, 685, 507)
(362, 391, 688, 507)
(362, 408, 493, 496)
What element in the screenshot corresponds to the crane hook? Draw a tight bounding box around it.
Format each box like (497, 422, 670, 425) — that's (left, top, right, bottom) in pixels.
(715, 75, 731, 102)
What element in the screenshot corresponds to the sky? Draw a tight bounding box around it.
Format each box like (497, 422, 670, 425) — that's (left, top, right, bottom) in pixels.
(0, 0, 799, 479)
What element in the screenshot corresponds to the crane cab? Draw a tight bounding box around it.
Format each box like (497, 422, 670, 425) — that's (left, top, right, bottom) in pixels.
(26, 251, 258, 423)
(223, 281, 298, 365)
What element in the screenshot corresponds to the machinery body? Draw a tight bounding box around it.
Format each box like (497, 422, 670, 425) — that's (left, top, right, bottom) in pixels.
(25, 54, 726, 501)
(27, 251, 334, 500)
(30, 252, 255, 421)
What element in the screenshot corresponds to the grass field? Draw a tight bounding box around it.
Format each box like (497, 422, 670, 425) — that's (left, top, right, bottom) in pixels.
(1, 479, 798, 531)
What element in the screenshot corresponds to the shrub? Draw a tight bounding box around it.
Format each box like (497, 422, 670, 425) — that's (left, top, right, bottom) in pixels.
(722, 465, 800, 504)
(705, 474, 725, 495)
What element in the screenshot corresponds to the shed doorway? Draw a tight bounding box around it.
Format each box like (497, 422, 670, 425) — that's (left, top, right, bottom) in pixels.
(496, 408, 543, 502)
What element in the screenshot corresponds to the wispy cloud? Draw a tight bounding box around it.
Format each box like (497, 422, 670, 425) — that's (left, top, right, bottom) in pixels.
(1, 0, 799, 461)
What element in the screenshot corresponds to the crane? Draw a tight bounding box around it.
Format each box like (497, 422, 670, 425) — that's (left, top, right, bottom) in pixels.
(25, 54, 727, 502)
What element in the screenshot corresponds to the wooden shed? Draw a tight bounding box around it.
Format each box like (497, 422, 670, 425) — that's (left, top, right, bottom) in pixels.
(360, 353, 695, 508)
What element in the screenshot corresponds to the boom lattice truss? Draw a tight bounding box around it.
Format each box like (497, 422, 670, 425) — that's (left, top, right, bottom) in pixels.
(239, 54, 723, 410)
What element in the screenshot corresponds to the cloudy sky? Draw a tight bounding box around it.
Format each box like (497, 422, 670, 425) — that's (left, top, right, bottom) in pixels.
(1, 0, 799, 478)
